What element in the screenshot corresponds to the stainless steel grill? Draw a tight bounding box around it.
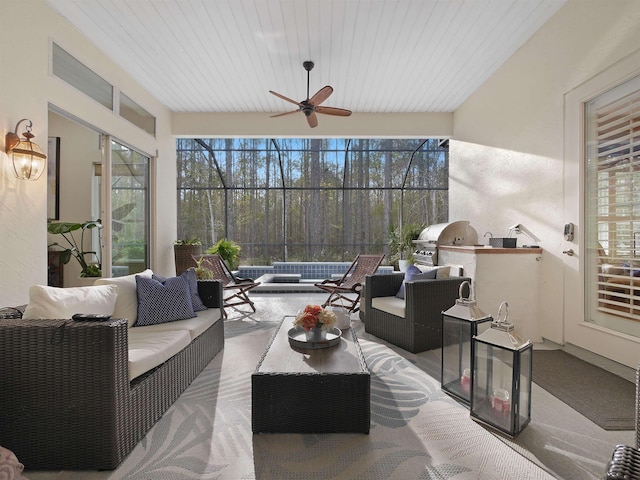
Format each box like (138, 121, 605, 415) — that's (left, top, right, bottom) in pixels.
(413, 221, 478, 266)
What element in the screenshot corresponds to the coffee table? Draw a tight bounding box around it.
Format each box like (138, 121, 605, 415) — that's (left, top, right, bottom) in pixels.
(252, 316, 370, 433)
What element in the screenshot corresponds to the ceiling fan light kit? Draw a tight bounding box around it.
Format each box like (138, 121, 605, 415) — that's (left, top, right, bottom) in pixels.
(269, 61, 352, 128)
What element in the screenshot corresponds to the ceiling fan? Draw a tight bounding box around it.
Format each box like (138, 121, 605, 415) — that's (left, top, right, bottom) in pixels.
(269, 61, 352, 128)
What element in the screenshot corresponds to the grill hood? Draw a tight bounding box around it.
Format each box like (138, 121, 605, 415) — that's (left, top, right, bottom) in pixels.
(413, 221, 478, 266)
(415, 221, 478, 246)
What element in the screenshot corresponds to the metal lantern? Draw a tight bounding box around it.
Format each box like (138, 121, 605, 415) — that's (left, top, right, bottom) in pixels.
(441, 281, 492, 404)
(470, 301, 532, 437)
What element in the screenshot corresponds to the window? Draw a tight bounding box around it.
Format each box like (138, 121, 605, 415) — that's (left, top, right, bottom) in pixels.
(52, 43, 113, 110)
(176, 138, 448, 264)
(110, 140, 150, 276)
(585, 74, 640, 334)
(119, 93, 156, 136)
(52, 43, 156, 135)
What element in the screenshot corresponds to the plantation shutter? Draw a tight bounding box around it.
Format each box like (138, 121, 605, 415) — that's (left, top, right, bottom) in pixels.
(586, 78, 640, 325)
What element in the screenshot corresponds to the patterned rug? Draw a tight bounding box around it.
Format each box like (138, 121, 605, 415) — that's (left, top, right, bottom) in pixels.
(83, 317, 554, 480)
(12, 315, 552, 480)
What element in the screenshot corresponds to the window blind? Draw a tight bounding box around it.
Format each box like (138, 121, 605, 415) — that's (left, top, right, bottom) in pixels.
(586, 80, 640, 324)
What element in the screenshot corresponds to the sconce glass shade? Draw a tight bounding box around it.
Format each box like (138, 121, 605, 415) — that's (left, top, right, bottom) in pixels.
(6, 119, 47, 181)
(10, 139, 47, 180)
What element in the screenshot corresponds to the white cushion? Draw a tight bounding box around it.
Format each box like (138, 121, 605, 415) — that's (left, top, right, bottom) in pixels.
(94, 269, 153, 327)
(131, 308, 221, 341)
(22, 284, 118, 319)
(127, 329, 191, 380)
(372, 296, 405, 318)
(436, 266, 451, 279)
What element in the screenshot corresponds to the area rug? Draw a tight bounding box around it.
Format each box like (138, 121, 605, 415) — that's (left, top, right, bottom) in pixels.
(532, 350, 635, 430)
(65, 318, 551, 480)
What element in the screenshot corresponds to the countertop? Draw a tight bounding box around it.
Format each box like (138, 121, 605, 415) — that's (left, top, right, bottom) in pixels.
(438, 245, 543, 254)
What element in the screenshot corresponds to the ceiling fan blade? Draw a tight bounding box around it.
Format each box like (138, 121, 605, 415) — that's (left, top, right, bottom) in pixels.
(315, 105, 352, 117)
(270, 110, 299, 118)
(306, 112, 318, 128)
(308, 86, 333, 106)
(269, 90, 302, 106)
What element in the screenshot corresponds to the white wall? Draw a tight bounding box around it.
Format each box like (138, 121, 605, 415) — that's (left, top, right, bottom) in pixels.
(451, 0, 640, 366)
(0, 0, 176, 306)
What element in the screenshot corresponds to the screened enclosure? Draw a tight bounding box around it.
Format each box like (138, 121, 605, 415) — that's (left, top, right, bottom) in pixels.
(176, 138, 448, 264)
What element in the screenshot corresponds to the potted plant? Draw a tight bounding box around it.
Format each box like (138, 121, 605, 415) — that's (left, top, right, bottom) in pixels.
(205, 238, 241, 270)
(47, 219, 103, 277)
(190, 255, 212, 280)
(174, 238, 203, 275)
(389, 223, 424, 271)
(192, 255, 219, 308)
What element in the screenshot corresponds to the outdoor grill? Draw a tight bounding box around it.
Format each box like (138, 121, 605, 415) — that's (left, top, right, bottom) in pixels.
(413, 221, 479, 267)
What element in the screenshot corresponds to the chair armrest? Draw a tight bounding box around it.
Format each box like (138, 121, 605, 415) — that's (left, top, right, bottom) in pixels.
(404, 277, 471, 322)
(234, 276, 253, 282)
(0, 318, 131, 467)
(316, 279, 340, 286)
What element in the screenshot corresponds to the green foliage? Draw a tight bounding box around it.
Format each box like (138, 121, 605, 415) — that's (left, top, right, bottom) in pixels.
(388, 222, 424, 263)
(48, 220, 103, 277)
(206, 238, 241, 270)
(192, 256, 214, 280)
(174, 238, 202, 246)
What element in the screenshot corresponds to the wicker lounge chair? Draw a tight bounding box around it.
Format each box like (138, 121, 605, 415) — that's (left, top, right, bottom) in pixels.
(193, 254, 260, 316)
(315, 254, 384, 313)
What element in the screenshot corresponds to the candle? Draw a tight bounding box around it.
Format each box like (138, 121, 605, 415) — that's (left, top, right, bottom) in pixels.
(491, 388, 511, 414)
(460, 368, 471, 393)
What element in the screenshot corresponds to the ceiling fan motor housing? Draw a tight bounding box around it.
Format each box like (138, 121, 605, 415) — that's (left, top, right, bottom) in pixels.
(301, 103, 314, 117)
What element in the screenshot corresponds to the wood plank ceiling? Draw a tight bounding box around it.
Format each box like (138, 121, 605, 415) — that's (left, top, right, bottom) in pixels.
(44, 0, 566, 114)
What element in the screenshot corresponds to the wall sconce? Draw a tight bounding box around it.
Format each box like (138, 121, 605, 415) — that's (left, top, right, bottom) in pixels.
(5, 118, 47, 180)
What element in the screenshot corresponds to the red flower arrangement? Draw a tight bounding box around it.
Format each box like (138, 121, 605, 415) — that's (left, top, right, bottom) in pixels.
(293, 304, 337, 331)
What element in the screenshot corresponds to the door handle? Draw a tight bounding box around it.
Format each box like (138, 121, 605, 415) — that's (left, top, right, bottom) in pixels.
(562, 249, 575, 256)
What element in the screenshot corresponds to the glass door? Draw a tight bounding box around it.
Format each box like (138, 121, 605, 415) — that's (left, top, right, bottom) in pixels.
(109, 139, 150, 277)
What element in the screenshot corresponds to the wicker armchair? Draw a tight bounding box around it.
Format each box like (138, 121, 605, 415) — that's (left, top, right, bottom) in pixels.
(363, 272, 470, 353)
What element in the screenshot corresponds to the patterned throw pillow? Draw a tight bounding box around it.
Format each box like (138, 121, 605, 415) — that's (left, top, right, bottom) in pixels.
(395, 264, 438, 299)
(135, 275, 196, 326)
(153, 269, 207, 312)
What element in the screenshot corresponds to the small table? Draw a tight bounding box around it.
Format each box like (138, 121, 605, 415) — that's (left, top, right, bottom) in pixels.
(252, 316, 370, 433)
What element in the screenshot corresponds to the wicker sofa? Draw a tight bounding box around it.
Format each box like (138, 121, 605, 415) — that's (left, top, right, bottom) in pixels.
(0, 279, 224, 471)
(363, 272, 470, 353)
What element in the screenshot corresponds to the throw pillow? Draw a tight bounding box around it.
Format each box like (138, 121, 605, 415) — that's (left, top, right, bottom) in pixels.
(436, 265, 451, 279)
(22, 284, 118, 319)
(395, 264, 438, 299)
(135, 275, 196, 326)
(153, 269, 207, 312)
(94, 269, 153, 327)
